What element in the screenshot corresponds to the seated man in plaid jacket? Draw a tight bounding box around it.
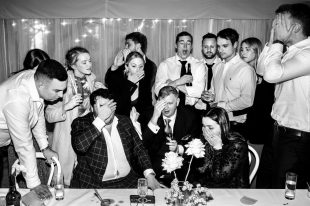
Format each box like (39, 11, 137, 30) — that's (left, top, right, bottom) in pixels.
(70, 88, 160, 189)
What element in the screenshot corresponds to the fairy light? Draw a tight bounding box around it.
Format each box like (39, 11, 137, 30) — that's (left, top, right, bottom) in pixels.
(74, 38, 80, 43)
(128, 18, 132, 22)
(34, 20, 39, 24)
(21, 19, 26, 22)
(154, 19, 159, 23)
(87, 29, 93, 34)
(44, 30, 50, 34)
(117, 18, 121, 21)
(182, 19, 187, 23)
(101, 18, 107, 23)
(61, 21, 67, 26)
(88, 19, 94, 24)
(168, 19, 173, 23)
(82, 34, 88, 38)
(12, 22, 16, 27)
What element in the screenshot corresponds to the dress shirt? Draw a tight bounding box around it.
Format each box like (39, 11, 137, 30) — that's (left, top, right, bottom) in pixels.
(147, 110, 184, 154)
(0, 70, 49, 188)
(211, 54, 256, 123)
(155, 54, 206, 105)
(257, 38, 310, 132)
(92, 116, 154, 179)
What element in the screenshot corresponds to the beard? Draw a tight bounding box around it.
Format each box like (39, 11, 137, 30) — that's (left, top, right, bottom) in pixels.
(203, 52, 216, 60)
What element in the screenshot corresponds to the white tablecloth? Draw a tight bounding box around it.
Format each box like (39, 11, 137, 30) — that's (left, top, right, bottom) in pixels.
(0, 188, 309, 206)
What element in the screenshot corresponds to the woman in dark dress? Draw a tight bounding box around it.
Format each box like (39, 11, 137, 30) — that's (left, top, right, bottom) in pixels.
(105, 51, 153, 117)
(193, 107, 249, 188)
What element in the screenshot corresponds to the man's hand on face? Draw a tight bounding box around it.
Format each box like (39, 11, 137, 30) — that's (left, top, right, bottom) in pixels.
(127, 69, 145, 84)
(112, 48, 132, 70)
(95, 99, 117, 124)
(274, 13, 295, 43)
(150, 99, 166, 125)
(31, 184, 53, 200)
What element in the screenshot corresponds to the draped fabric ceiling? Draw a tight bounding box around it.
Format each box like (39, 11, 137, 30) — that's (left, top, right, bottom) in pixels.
(0, 0, 301, 83)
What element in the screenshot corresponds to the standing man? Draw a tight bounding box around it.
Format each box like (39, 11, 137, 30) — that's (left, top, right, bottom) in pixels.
(0, 59, 68, 199)
(195, 32, 221, 110)
(155, 31, 205, 107)
(207, 28, 256, 137)
(105, 32, 157, 111)
(257, 3, 310, 189)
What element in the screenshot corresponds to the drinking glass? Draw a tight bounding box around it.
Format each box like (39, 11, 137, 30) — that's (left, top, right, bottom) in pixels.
(285, 172, 297, 200)
(55, 184, 64, 200)
(137, 178, 148, 205)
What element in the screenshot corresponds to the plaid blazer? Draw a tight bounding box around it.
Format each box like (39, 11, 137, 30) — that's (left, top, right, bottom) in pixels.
(70, 113, 152, 188)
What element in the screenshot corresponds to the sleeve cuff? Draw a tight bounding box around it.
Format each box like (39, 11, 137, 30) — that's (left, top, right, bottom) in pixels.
(26, 174, 41, 189)
(144, 169, 156, 178)
(178, 145, 184, 155)
(147, 121, 160, 134)
(37, 138, 49, 151)
(92, 117, 106, 131)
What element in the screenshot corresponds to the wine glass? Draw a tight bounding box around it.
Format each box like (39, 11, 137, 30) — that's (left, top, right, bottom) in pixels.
(137, 178, 148, 205)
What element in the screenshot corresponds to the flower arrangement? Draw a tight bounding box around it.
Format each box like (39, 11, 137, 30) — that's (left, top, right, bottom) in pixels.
(162, 138, 213, 206)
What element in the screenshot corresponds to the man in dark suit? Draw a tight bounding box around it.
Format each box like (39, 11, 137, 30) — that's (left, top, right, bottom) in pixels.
(105, 32, 157, 115)
(70, 88, 160, 189)
(141, 86, 200, 186)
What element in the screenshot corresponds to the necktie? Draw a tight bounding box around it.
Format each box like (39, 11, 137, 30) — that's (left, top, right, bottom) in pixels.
(179, 60, 187, 77)
(164, 119, 172, 139)
(179, 60, 187, 105)
(206, 63, 214, 90)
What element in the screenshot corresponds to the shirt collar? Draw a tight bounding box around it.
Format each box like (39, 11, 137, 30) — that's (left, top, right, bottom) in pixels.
(175, 54, 192, 62)
(224, 53, 240, 65)
(202, 56, 221, 65)
(23, 71, 43, 103)
(287, 37, 310, 52)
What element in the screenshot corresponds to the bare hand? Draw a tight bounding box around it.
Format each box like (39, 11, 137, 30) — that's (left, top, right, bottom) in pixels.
(202, 127, 222, 150)
(177, 75, 193, 86)
(274, 13, 295, 43)
(94, 81, 106, 89)
(130, 107, 140, 122)
(127, 69, 145, 84)
(95, 99, 117, 124)
(64, 94, 82, 111)
(201, 90, 215, 102)
(112, 48, 131, 70)
(166, 140, 178, 152)
(152, 99, 166, 121)
(31, 184, 53, 200)
(146, 174, 161, 190)
(42, 148, 58, 165)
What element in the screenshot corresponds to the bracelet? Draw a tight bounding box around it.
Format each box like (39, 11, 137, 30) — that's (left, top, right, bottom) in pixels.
(41, 145, 50, 152)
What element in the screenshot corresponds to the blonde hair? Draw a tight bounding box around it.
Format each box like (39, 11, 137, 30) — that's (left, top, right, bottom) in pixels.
(240, 37, 263, 69)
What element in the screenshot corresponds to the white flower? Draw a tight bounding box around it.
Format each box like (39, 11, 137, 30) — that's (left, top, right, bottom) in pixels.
(185, 139, 205, 158)
(162, 152, 184, 173)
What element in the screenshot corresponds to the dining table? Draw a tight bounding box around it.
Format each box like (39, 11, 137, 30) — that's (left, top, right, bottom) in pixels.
(0, 188, 309, 206)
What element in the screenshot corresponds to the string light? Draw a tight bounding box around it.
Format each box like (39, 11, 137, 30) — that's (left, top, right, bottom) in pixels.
(74, 38, 80, 43)
(82, 34, 88, 38)
(12, 22, 16, 27)
(87, 29, 93, 34)
(128, 19, 132, 22)
(182, 19, 187, 23)
(168, 19, 173, 23)
(117, 18, 121, 21)
(88, 19, 94, 24)
(61, 21, 67, 26)
(154, 19, 159, 23)
(101, 18, 107, 23)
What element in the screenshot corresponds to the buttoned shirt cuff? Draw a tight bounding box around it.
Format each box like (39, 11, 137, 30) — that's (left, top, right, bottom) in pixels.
(178, 145, 184, 155)
(92, 117, 106, 131)
(148, 121, 160, 134)
(36, 138, 49, 151)
(144, 169, 156, 178)
(26, 174, 41, 189)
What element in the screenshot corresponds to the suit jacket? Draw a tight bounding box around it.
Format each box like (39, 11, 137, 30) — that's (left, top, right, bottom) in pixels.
(70, 113, 152, 188)
(141, 107, 200, 178)
(105, 57, 157, 116)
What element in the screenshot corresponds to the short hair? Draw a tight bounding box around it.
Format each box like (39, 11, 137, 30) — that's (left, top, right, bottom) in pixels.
(65, 47, 90, 70)
(202, 33, 217, 43)
(125, 51, 145, 66)
(240, 37, 263, 69)
(158, 86, 179, 99)
(125, 32, 148, 54)
(275, 3, 310, 36)
(34, 59, 68, 82)
(23, 49, 50, 70)
(202, 107, 230, 144)
(217, 28, 239, 45)
(90, 88, 113, 108)
(176, 31, 193, 44)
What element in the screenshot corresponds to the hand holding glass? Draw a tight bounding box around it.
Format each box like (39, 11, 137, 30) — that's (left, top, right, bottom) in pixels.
(137, 178, 148, 205)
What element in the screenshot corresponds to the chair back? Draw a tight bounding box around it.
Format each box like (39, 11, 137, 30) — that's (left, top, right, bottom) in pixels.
(248, 145, 260, 184)
(11, 152, 61, 188)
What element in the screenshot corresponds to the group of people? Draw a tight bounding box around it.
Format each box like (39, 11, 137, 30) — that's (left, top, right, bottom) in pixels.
(0, 2, 309, 200)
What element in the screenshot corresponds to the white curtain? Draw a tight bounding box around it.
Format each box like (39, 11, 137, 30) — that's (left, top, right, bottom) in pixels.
(0, 18, 271, 83)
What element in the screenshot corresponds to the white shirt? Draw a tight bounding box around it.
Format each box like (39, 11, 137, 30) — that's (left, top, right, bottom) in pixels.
(0, 70, 49, 188)
(211, 54, 256, 123)
(92, 116, 154, 180)
(257, 38, 310, 132)
(155, 54, 206, 105)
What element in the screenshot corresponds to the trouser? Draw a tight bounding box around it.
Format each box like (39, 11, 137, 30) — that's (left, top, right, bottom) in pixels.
(271, 124, 310, 189)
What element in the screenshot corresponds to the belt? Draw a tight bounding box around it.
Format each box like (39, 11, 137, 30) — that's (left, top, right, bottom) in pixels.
(232, 107, 251, 116)
(277, 125, 310, 137)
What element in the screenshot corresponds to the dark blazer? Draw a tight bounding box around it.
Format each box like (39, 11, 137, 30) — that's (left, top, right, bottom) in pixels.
(140, 107, 200, 179)
(105, 57, 157, 116)
(70, 113, 153, 188)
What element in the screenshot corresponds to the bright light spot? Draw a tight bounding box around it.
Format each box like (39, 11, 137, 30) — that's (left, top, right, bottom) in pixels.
(44, 30, 50, 34)
(101, 18, 107, 23)
(87, 29, 93, 33)
(34, 20, 39, 24)
(88, 19, 94, 24)
(182, 19, 187, 23)
(29, 28, 34, 33)
(168, 19, 173, 23)
(12, 22, 16, 27)
(82, 34, 88, 38)
(21, 19, 26, 22)
(128, 19, 132, 22)
(117, 18, 121, 21)
(74, 38, 80, 43)
(154, 19, 159, 23)
(110, 18, 114, 21)
(61, 21, 67, 26)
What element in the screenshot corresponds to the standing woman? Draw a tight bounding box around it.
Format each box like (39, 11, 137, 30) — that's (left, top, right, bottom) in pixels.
(105, 51, 153, 118)
(45, 47, 104, 186)
(240, 38, 275, 188)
